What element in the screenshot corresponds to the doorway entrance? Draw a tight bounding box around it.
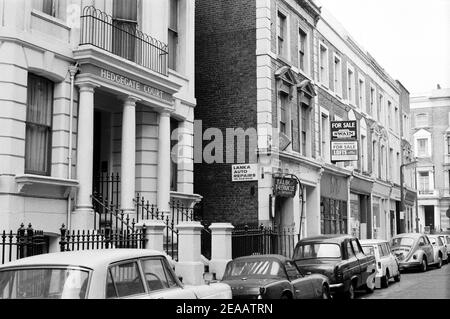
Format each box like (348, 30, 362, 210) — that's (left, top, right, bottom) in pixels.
(424, 206, 435, 232)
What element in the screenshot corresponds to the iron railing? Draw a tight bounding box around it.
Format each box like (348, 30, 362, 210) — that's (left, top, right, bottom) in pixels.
(80, 6, 169, 75)
(1, 224, 47, 265)
(231, 225, 296, 259)
(59, 224, 146, 252)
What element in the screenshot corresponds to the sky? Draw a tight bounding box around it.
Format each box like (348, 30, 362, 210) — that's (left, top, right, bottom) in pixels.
(317, 0, 450, 95)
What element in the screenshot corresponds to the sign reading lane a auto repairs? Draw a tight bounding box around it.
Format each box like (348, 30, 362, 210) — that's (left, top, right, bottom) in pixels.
(232, 164, 258, 182)
(330, 120, 359, 162)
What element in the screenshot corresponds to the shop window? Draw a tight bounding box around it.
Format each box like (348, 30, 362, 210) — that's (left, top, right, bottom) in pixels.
(320, 197, 348, 235)
(112, 0, 138, 62)
(168, 0, 179, 70)
(25, 74, 54, 176)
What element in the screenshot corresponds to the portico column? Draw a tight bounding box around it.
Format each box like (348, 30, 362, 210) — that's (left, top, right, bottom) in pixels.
(157, 111, 171, 213)
(73, 81, 98, 229)
(121, 96, 138, 214)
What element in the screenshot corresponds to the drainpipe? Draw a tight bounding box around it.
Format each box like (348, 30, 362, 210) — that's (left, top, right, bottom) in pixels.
(67, 63, 79, 229)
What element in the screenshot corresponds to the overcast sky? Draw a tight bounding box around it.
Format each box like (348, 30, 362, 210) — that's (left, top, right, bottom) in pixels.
(317, 0, 450, 95)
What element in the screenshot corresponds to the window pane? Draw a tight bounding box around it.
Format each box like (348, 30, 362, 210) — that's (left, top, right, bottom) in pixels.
(113, 0, 137, 21)
(25, 125, 50, 174)
(168, 29, 178, 70)
(141, 259, 170, 291)
(109, 262, 145, 297)
(169, 0, 178, 30)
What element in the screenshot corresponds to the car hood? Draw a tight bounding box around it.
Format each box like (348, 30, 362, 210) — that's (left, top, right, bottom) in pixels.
(220, 278, 280, 295)
(294, 259, 339, 278)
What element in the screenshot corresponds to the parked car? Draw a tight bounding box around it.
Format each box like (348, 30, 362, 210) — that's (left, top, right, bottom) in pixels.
(0, 249, 232, 299)
(221, 254, 331, 299)
(390, 233, 437, 272)
(359, 239, 401, 288)
(427, 235, 446, 267)
(293, 235, 377, 299)
(437, 233, 450, 263)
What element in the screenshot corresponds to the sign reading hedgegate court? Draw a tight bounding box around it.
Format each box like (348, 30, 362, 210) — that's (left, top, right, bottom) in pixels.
(330, 120, 359, 162)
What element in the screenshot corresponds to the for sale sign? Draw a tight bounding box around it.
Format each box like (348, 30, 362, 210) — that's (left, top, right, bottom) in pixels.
(330, 121, 359, 162)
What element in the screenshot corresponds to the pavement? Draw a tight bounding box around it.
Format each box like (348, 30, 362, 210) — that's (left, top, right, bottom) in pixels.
(358, 262, 450, 299)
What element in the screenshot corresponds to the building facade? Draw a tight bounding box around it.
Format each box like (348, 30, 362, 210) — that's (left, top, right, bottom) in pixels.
(0, 0, 199, 248)
(195, 0, 416, 241)
(411, 87, 450, 232)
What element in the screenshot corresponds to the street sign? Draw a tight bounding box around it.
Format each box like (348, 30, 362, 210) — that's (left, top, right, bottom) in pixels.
(330, 120, 359, 162)
(273, 177, 298, 198)
(232, 164, 258, 182)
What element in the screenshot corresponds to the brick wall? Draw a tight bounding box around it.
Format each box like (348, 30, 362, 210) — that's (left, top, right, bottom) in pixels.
(194, 0, 258, 226)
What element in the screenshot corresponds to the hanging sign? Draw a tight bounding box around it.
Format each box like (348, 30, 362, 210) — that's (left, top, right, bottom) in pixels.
(330, 120, 359, 162)
(232, 164, 258, 182)
(273, 177, 298, 198)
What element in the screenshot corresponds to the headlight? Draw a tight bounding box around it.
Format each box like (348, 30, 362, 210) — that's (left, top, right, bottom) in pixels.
(412, 254, 417, 260)
(259, 287, 266, 295)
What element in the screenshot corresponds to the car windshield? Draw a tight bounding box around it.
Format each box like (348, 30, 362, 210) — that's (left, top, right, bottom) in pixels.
(223, 260, 284, 278)
(293, 243, 341, 260)
(0, 268, 90, 299)
(361, 246, 375, 256)
(391, 237, 414, 247)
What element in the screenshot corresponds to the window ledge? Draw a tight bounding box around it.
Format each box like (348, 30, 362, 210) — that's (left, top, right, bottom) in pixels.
(16, 174, 78, 195)
(31, 9, 70, 31)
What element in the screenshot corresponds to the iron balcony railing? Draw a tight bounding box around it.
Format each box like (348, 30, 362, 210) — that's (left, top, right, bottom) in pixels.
(80, 6, 169, 76)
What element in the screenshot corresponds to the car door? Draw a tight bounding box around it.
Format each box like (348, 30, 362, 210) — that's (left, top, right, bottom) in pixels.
(284, 260, 316, 299)
(139, 257, 197, 299)
(352, 239, 375, 289)
(344, 239, 361, 287)
(421, 236, 434, 263)
(385, 242, 399, 275)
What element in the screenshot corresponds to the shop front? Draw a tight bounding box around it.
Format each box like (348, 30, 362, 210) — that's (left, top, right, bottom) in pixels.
(372, 181, 391, 239)
(320, 171, 349, 235)
(350, 174, 373, 239)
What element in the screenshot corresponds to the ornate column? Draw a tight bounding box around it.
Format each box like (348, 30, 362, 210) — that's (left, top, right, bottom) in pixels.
(72, 81, 98, 229)
(157, 111, 171, 213)
(121, 96, 139, 214)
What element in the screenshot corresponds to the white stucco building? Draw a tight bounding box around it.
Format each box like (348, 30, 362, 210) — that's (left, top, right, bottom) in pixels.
(0, 0, 199, 247)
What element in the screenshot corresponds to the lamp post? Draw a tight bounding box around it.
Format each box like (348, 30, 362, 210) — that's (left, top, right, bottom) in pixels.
(400, 160, 418, 234)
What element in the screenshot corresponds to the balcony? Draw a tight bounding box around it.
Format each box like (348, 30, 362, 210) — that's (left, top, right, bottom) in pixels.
(80, 6, 168, 76)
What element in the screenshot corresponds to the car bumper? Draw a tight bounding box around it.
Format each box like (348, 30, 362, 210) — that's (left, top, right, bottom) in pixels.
(329, 283, 345, 293)
(399, 261, 421, 271)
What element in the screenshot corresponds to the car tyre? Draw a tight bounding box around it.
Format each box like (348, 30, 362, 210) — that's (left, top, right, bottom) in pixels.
(381, 273, 389, 289)
(420, 258, 427, 272)
(393, 272, 401, 282)
(346, 282, 355, 299)
(280, 293, 292, 300)
(322, 285, 331, 299)
(437, 256, 442, 269)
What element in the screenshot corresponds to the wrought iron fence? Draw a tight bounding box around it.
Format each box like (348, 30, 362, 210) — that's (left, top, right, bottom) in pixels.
(1, 224, 47, 265)
(59, 224, 146, 252)
(231, 225, 296, 259)
(80, 6, 169, 75)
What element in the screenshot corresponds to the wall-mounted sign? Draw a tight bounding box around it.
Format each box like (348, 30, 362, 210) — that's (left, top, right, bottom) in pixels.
(330, 120, 359, 162)
(232, 164, 258, 182)
(273, 177, 298, 198)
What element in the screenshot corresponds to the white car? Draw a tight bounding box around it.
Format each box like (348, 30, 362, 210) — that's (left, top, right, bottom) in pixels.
(427, 235, 446, 268)
(0, 249, 232, 299)
(360, 239, 401, 289)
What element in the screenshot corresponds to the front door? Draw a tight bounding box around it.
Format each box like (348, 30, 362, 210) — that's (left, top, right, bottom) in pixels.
(424, 206, 435, 232)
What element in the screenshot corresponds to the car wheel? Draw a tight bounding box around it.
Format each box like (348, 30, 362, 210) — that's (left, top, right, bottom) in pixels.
(420, 258, 427, 272)
(393, 272, 401, 282)
(381, 273, 389, 289)
(437, 256, 442, 269)
(322, 285, 331, 299)
(346, 282, 355, 299)
(280, 293, 292, 300)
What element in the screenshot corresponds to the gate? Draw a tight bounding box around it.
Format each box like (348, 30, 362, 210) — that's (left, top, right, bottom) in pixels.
(231, 224, 296, 259)
(1, 224, 47, 265)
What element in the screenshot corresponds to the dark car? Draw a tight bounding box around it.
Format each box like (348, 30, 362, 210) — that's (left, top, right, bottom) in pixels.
(293, 235, 377, 299)
(221, 255, 331, 299)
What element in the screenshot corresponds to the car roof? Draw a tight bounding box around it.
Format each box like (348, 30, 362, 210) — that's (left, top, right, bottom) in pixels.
(359, 239, 388, 245)
(297, 234, 354, 244)
(392, 233, 423, 238)
(0, 249, 165, 270)
(232, 254, 290, 263)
